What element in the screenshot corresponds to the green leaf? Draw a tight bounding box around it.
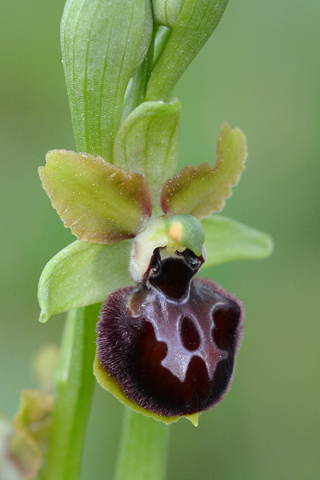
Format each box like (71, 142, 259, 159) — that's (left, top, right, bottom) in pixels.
(39, 150, 152, 243)
(61, 0, 153, 161)
(160, 122, 247, 218)
(201, 215, 273, 268)
(114, 99, 181, 206)
(38, 240, 133, 323)
(146, 0, 229, 101)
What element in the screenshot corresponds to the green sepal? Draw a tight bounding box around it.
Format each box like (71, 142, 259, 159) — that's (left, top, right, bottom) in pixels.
(39, 150, 152, 243)
(61, 0, 152, 161)
(201, 215, 273, 268)
(38, 239, 133, 323)
(160, 122, 247, 218)
(114, 99, 181, 208)
(146, 0, 229, 101)
(152, 0, 184, 28)
(94, 353, 199, 426)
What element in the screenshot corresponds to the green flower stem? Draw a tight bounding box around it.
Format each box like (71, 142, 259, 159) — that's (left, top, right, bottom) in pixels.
(41, 304, 100, 480)
(113, 408, 170, 480)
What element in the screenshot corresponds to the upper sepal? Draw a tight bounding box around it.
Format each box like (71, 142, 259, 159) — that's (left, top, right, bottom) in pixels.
(160, 122, 247, 218)
(39, 150, 152, 244)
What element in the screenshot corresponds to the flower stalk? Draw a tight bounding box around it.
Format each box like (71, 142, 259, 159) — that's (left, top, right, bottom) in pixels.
(41, 304, 100, 480)
(113, 408, 169, 480)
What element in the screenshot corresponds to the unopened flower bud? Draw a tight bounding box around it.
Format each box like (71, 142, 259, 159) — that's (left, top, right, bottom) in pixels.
(152, 0, 184, 28)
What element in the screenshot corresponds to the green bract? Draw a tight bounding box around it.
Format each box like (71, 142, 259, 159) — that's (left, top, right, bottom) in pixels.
(61, 0, 153, 161)
(114, 99, 181, 206)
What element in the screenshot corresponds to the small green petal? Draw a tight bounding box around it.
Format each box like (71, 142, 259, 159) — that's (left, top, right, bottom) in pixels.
(146, 0, 229, 101)
(61, 0, 152, 160)
(201, 215, 274, 268)
(160, 122, 247, 219)
(39, 150, 152, 243)
(38, 240, 133, 323)
(94, 354, 199, 426)
(114, 99, 181, 208)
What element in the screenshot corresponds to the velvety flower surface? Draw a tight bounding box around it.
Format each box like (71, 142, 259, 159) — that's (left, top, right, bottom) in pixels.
(97, 246, 243, 417)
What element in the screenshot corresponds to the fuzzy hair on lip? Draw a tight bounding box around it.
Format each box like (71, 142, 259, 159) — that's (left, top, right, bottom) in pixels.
(96, 277, 243, 417)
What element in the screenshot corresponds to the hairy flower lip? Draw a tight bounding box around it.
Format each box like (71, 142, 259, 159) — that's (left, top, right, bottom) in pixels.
(96, 277, 243, 417)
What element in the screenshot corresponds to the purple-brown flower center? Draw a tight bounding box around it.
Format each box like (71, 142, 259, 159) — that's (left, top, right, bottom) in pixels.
(97, 249, 243, 416)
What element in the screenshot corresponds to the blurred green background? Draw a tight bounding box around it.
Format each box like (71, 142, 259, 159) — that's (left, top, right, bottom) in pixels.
(1, 1, 319, 479)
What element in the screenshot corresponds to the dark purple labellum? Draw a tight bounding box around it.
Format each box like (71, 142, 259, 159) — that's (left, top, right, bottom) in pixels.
(97, 275, 243, 417)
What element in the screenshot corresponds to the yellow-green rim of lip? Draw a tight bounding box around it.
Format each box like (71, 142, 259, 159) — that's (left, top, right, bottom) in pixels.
(93, 353, 200, 426)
